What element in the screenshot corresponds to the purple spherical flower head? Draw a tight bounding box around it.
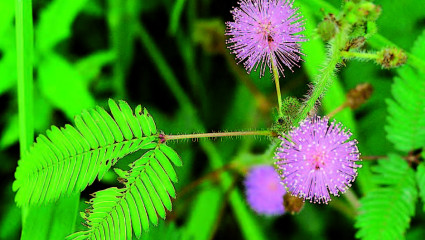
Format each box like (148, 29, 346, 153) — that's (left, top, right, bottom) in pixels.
(225, 0, 306, 77)
(245, 165, 286, 215)
(275, 116, 361, 204)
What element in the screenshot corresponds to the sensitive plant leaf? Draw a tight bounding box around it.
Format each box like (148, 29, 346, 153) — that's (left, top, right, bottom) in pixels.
(36, 0, 89, 52)
(385, 66, 425, 151)
(355, 155, 418, 240)
(38, 54, 95, 118)
(67, 146, 182, 239)
(386, 30, 425, 152)
(13, 99, 159, 206)
(412, 29, 425, 59)
(416, 163, 425, 211)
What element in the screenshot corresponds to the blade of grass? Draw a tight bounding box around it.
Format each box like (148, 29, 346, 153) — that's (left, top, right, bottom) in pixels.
(15, 1, 81, 238)
(15, 0, 34, 156)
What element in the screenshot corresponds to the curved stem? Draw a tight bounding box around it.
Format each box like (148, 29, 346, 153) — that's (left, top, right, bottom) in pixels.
(164, 130, 275, 141)
(270, 55, 283, 117)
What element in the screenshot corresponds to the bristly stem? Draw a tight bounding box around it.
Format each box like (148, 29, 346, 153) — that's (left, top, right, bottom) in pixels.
(295, 21, 349, 124)
(164, 130, 275, 141)
(270, 55, 283, 117)
(340, 51, 378, 60)
(16, 0, 34, 157)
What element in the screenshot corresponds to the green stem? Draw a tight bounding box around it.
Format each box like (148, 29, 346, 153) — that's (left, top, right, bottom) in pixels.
(296, 51, 340, 123)
(15, 0, 34, 233)
(340, 51, 378, 60)
(15, 0, 34, 157)
(164, 130, 274, 141)
(270, 55, 283, 117)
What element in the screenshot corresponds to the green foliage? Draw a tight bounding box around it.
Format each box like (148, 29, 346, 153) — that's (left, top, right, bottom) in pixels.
(13, 99, 160, 206)
(386, 30, 425, 152)
(355, 155, 418, 239)
(416, 163, 425, 212)
(67, 145, 182, 239)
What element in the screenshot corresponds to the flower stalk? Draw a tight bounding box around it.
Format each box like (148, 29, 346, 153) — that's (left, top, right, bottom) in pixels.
(271, 55, 283, 117)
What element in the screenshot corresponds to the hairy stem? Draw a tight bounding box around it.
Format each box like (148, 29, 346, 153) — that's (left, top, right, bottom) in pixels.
(296, 20, 349, 123)
(164, 130, 274, 141)
(340, 51, 378, 60)
(270, 55, 283, 117)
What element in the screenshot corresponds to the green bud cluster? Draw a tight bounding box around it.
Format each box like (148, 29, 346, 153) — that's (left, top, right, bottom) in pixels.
(273, 97, 301, 133)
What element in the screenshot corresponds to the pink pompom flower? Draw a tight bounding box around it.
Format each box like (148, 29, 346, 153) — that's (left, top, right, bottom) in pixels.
(244, 165, 286, 215)
(225, 0, 306, 77)
(275, 116, 361, 204)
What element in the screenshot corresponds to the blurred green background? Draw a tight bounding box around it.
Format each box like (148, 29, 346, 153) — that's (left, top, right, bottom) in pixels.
(1, 0, 425, 239)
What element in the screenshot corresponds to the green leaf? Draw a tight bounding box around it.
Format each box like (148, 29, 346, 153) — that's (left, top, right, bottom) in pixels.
(183, 184, 223, 240)
(36, 0, 89, 52)
(38, 54, 95, 118)
(416, 163, 425, 212)
(355, 154, 418, 240)
(21, 194, 80, 240)
(69, 145, 182, 239)
(13, 100, 159, 206)
(386, 30, 425, 152)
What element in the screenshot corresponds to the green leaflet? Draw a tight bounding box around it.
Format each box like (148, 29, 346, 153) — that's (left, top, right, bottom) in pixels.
(68, 145, 182, 239)
(385, 30, 425, 152)
(416, 163, 425, 212)
(13, 100, 159, 206)
(355, 155, 418, 240)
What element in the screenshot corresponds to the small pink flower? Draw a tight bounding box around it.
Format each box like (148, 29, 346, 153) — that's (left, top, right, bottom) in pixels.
(226, 0, 306, 77)
(245, 165, 286, 215)
(275, 116, 361, 204)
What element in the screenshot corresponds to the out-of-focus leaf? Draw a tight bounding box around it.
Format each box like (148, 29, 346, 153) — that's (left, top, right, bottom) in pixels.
(0, 96, 52, 150)
(0, 25, 17, 96)
(142, 221, 182, 240)
(36, 0, 89, 52)
(183, 184, 223, 240)
(21, 194, 80, 240)
(0, 0, 14, 34)
(75, 50, 115, 83)
(38, 54, 95, 118)
(416, 162, 425, 211)
(0, 184, 21, 240)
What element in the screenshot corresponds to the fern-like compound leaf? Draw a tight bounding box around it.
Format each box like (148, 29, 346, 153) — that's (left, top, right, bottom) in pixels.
(66, 145, 182, 240)
(385, 30, 425, 152)
(416, 162, 425, 212)
(355, 154, 418, 240)
(13, 99, 160, 206)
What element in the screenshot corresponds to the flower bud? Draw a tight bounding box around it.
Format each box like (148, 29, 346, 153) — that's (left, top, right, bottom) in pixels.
(317, 15, 338, 41)
(376, 47, 407, 69)
(346, 83, 373, 109)
(283, 193, 305, 214)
